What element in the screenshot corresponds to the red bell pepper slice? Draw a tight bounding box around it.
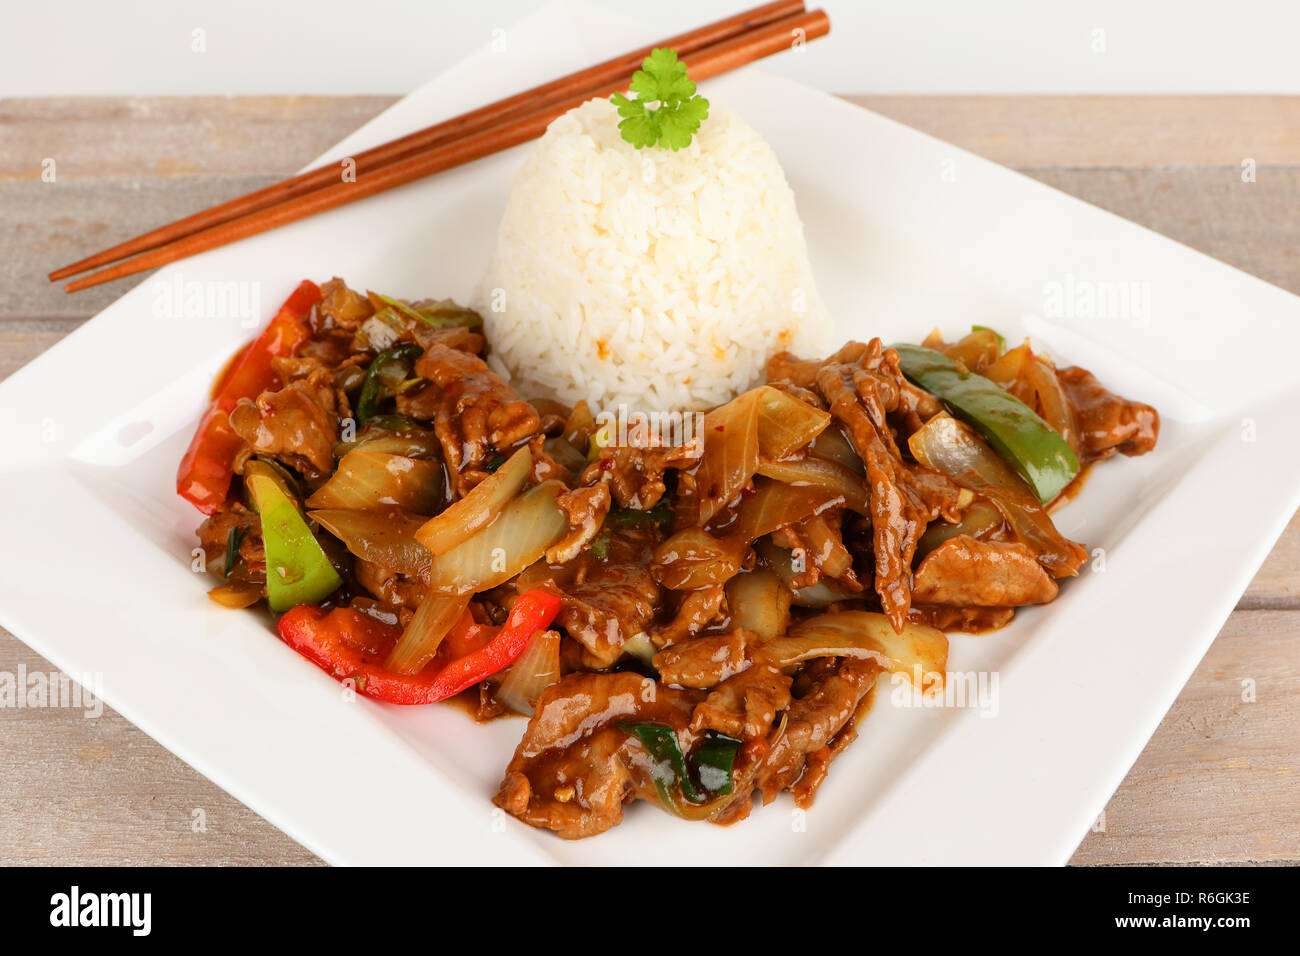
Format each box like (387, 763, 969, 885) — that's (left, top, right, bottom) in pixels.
(177, 279, 321, 514)
(276, 589, 562, 706)
(425, 590, 562, 701)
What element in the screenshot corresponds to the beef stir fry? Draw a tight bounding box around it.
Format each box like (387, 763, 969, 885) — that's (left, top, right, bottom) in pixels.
(182, 278, 1159, 839)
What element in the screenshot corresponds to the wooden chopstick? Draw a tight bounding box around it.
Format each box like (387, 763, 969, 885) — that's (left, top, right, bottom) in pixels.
(64, 8, 830, 293)
(49, 0, 805, 283)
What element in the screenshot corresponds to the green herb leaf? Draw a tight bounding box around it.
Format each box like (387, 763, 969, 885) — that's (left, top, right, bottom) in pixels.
(610, 47, 710, 151)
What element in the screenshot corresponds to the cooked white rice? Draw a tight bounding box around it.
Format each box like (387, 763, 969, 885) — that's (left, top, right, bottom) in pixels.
(475, 97, 831, 413)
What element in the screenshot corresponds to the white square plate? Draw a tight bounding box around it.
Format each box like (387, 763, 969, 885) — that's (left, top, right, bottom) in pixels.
(3, 1, 1298, 865)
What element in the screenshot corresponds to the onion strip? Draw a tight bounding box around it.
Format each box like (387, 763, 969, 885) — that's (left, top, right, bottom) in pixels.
(496, 629, 562, 715)
(415, 445, 531, 556)
(386, 592, 471, 675)
(426, 480, 568, 594)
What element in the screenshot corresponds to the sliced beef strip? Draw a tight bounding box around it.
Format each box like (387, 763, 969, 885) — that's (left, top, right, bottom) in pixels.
(555, 563, 661, 668)
(653, 629, 755, 690)
(805, 340, 960, 631)
(1057, 365, 1159, 461)
(754, 656, 883, 804)
(494, 672, 700, 839)
(912, 534, 1058, 607)
(581, 442, 698, 511)
(229, 362, 340, 479)
(546, 484, 612, 565)
(652, 584, 727, 647)
(690, 661, 792, 740)
(414, 344, 541, 496)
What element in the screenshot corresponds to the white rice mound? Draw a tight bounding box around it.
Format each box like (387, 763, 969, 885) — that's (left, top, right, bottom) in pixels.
(475, 97, 831, 412)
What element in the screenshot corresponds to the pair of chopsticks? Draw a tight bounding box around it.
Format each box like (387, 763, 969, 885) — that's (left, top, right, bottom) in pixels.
(52, 1, 831, 293)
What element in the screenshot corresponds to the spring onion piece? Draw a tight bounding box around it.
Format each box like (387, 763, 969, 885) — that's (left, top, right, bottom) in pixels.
(496, 628, 562, 716)
(244, 460, 342, 612)
(415, 445, 531, 556)
(356, 343, 423, 425)
(305, 451, 443, 513)
(589, 529, 613, 561)
(426, 481, 568, 594)
(385, 592, 471, 675)
(607, 502, 674, 528)
(223, 525, 248, 576)
(725, 568, 791, 642)
(892, 344, 1079, 502)
(309, 507, 431, 576)
(618, 721, 740, 818)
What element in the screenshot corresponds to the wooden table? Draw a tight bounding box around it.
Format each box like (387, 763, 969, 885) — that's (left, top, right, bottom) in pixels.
(1, 95, 1296, 865)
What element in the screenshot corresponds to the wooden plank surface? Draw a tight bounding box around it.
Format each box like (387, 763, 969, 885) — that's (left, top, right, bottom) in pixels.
(1, 95, 1297, 866)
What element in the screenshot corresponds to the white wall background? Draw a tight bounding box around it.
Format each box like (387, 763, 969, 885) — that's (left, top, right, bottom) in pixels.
(3, 0, 1300, 96)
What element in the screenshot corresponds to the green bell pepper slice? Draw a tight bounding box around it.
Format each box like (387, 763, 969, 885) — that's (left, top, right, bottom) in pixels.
(892, 343, 1080, 503)
(244, 460, 342, 611)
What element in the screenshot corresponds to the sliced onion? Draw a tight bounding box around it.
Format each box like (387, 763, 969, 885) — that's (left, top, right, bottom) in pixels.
(757, 540, 857, 607)
(426, 480, 568, 594)
(916, 497, 1004, 558)
(756, 457, 870, 516)
(309, 507, 431, 576)
(694, 389, 761, 524)
(809, 424, 864, 475)
(755, 386, 830, 460)
(1022, 355, 1080, 455)
(415, 445, 531, 556)
(544, 436, 587, 474)
(306, 451, 443, 513)
(729, 476, 841, 543)
(386, 592, 470, 675)
(907, 413, 1082, 576)
(334, 421, 441, 460)
(651, 527, 745, 590)
(563, 401, 597, 452)
(762, 610, 947, 689)
(943, 328, 1002, 372)
(620, 633, 657, 665)
(207, 582, 262, 609)
(725, 568, 791, 642)
(496, 628, 562, 715)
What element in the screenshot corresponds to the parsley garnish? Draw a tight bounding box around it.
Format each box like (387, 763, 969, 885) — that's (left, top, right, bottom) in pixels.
(610, 48, 710, 151)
